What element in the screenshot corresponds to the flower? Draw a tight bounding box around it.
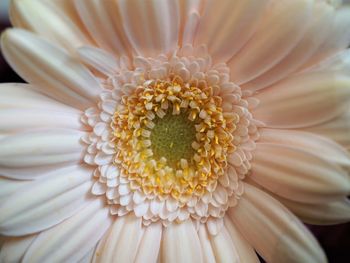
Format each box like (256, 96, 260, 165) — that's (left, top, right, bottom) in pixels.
(0, 0, 350, 262)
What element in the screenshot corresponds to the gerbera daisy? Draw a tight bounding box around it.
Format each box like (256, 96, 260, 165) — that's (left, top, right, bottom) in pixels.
(0, 0, 350, 262)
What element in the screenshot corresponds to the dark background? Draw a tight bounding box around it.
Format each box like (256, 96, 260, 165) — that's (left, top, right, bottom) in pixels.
(0, 13, 349, 263)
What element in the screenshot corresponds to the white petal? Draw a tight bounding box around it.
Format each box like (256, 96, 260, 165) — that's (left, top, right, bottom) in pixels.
(134, 222, 162, 263)
(228, 183, 327, 263)
(251, 143, 350, 203)
(0, 235, 36, 263)
(242, 2, 333, 91)
(1, 29, 102, 109)
(195, 0, 268, 63)
(75, 0, 130, 56)
(0, 129, 85, 168)
(0, 165, 93, 235)
(161, 220, 203, 263)
(224, 217, 259, 263)
(198, 224, 216, 263)
(0, 177, 28, 202)
(23, 199, 112, 263)
(253, 71, 350, 128)
(10, 0, 90, 52)
(118, 0, 179, 57)
(97, 214, 143, 262)
(228, 0, 313, 84)
(276, 195, 350, 225)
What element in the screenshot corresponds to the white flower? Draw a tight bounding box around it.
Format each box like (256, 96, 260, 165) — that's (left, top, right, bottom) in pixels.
(1, 0, 350, 262)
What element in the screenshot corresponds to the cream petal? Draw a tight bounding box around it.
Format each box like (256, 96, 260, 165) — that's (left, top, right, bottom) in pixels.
(97, 214, 143, 262)
(10, 0, 90, 52)
(209, 225, 239, 263)
(276, 195, 350, 225)
(0, 235, 36, 263)
(259, 128, 350, 168)
(305, 108, 350, 150)
(161, 220, 203, 263)
(224, 217, 259, 263)
(23, 199, 112, 263)
(228, 0, 313, 85)
(251, 143, 350, 203)
(229, 183, 327, 263)
(0, 108, 85, 132)
(0, 129, 85, 168)
(178, 0, 201, 46)
(194, 0, 268, 63)
(118, 0, 180, 57)
(134, 222, 162, 263)
(78, 246, 97, 263)
(1, 29, 102, 109)
(77, 46, 119, 76)
(0, 165, 93, 236)
(198, 224, 216, 263)
(242, 2, 333, 91)
(0, 177, 28, 202)
(302, 6, 350, 69)
(253, 71, 350, 128)
(74, 0, 130, 56)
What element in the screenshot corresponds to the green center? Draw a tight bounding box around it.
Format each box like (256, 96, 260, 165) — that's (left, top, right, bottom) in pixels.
(150, 111, 196, 167)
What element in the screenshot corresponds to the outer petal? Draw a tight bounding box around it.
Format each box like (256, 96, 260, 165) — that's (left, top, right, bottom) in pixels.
(228, 0, 313, 84)
(0, 129, 84, 168)
(0, 235, 37, 263)
(253, 71, 350, 128)
(0, 165, 93, 236)
(10, 0, 90, 52)
(74, 0, 130, 56)
(117, 0, 180, 57)
(22, 199, 112, 263)
(1, 29, 102, 109)
(161, 220, 203, 263)
(0, 177, 28, 202)
(251, 143, 350, 203)
(197, 224, 216, 263)
(228, 183, 327, 263)
(242, 2, 333, 91)
(194, 0, 268, 63)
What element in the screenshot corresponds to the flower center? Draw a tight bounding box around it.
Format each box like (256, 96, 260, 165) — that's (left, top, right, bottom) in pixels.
(150, 111, 196, 168)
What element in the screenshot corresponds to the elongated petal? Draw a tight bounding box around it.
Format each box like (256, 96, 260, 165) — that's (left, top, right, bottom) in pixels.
(10, 0, 90, 52)
(229, 184, 327, 263)
(74, 0, 130, 56)
(228, 0, 313, 84)
(197, 224, 216, 263)
(251, 143, 350, 203)
(224, 217, 259, 263)
(194, 0, 268, 63)
(117, 0, 180, 57)
(0, 177, 28, 202)
(161, 220, 203, 263)
(23, 199, 112, 263)
(1, 29, 102, 109)
(0, 129, 84, 168)
(134, 222, 162, 263)
(97, 214, 143, 262)
(253, 71, 350, 128)
(259, 128, 350, 168)
(0, 235, 36, 263)
(0, 165, 93, 236)
(242, 2, 333, 91)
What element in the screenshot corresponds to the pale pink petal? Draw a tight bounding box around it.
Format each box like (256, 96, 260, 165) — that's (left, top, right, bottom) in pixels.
(1, 29, 102, 109)
(9, 0, 90, 52)
(242, 2, 334, 91)
(251, 143, 350, 203)
(179, 0, 201, 46)
(74, 0, 130, 56)
(22, 199, 112, 263)
(228, 0, 313, 84)
(194, 0, 268, 63)
(229, 183, 327, 263)
(0, 235, 36, 263)
(161, 220, 203, 263)
(0, 165, 93, 236)
(117, 0, 180, 57)
(198, 224, 216, 263)
(253, 71, 350, 128)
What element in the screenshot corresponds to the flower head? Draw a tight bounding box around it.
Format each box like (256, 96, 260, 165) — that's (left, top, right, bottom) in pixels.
(0, 0, 350, 262)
